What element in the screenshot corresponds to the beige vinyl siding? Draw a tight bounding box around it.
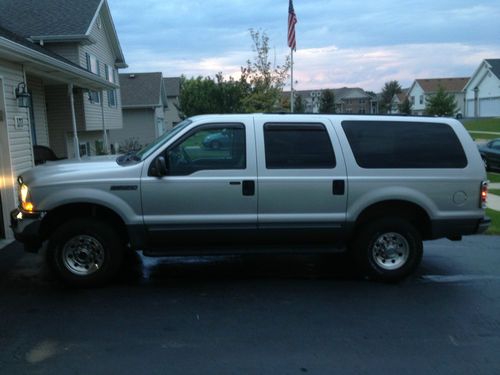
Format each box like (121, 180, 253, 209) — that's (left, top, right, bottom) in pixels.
(0, 60, 34, 176)
(45, 85, 85, 158)
(109, 108, 155, 150)
(44, 43, 80, 65)
(79, 14, 122, 131)
(26, 75, 49, 146)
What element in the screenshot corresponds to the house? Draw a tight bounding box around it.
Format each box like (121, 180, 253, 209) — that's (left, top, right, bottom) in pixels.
(287, 87, 378, 114)
(389, 89, 409, 114)
(110, 72, 168, 152)
(464, 59, 500, 117)
(0, 0, 126, 240)
(407, 77, 469, 116)
(163, 77, 182, 128)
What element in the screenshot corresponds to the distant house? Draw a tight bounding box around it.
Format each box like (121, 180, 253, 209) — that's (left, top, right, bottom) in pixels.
(110, 72, 168, 151)
(389, 89, 409, 114)
(287, 87, 378, 114)
(0, 0, 126, 240)
(407, 77, 469, 116)
(464, 59, 500, 118)
(163, 77, 182, 128)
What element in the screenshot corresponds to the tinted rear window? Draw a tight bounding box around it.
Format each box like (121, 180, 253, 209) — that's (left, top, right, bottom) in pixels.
(341, 121, 467, 168)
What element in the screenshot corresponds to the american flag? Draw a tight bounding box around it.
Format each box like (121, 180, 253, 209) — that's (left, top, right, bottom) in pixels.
(288, 0, 297, 51)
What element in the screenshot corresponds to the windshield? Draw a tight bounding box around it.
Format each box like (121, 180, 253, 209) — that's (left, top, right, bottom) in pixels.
(122, 119, 192, 163)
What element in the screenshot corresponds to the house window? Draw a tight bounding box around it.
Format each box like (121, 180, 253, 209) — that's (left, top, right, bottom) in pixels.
(88, 90, 100, 104)
(105, 65, 115, 83)
(86, 53, 100, 75)
(108, 90, 116, 107)
(419, 95, 424, 105)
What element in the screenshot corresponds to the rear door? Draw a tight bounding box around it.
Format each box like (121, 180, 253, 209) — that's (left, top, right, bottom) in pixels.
(254, 117, 348, 243)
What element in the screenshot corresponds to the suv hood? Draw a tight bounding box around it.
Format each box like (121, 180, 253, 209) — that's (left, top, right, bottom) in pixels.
(20, 155, 137, 186)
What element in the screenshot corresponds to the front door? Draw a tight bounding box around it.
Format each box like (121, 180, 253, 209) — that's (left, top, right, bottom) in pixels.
(141, 120, 257, 250)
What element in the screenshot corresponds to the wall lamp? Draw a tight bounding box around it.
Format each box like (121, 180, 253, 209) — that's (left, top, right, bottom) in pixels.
(15, 82, 31, 108)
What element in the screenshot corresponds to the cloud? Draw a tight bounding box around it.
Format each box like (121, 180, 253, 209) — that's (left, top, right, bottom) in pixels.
(109, 0, 500, 92)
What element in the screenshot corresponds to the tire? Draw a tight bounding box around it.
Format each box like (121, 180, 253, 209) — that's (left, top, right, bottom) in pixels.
(351, 218, 423, 282)
(46, 218, 124, 287)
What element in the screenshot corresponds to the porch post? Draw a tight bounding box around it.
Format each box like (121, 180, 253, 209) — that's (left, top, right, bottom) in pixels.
(101, 90, 108, 154)
(68, 84, 80, 160)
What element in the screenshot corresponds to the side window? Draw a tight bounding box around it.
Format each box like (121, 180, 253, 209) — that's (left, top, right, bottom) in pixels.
(165, 125, 246, 176)
(342, 121, 467, 168)
(491, 141, 500, 150)
(264, 123, 336, 169)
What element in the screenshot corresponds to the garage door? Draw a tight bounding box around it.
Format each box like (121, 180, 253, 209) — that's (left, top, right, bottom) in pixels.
(479, 97, 500, 117)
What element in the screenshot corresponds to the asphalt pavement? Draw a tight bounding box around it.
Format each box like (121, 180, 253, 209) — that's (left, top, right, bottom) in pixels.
(0, 236, 499, 375)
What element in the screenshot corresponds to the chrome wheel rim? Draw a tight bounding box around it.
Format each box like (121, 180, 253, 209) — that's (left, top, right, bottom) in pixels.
(372, 232, 410, 270)
(62, 235, 105, 275)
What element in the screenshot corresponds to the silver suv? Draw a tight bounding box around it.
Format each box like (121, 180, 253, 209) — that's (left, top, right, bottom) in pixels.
(11, 114, 490, 286)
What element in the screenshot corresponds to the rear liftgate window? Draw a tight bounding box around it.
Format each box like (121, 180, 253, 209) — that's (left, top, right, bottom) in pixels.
(264, 123, 336, 169)
(341, 121, 468, 168)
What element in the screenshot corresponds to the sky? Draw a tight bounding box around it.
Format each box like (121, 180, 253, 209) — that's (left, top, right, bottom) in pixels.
(107, 0, 500, 92)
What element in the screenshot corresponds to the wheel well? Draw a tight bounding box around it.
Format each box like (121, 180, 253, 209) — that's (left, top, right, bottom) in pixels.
(40, 203, 128, 243)
(354, 200, 431, 239)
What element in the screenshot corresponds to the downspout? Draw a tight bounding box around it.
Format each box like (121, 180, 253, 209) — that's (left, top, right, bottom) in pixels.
(68, 84, 80, 160)
(100, 90, 108, 154)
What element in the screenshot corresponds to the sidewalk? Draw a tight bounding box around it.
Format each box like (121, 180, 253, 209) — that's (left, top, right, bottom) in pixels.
(487, 192, 500, 211)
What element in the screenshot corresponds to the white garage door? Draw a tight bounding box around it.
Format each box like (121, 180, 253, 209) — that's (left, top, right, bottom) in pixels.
(479, 97, 500, 117)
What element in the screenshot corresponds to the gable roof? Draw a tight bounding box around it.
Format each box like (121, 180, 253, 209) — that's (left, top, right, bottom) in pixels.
(0, 25, 116, 90)
(415, 77, 469, 93)
(0, 0, 102, 38)
(0, 0, 126, 67)
(163, 77, 181, 97)
(120, 73, 164, 107)
(485, 59, 500, 80)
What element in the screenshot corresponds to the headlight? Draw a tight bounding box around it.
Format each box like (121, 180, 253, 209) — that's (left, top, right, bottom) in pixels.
(18, 180, 35, 212)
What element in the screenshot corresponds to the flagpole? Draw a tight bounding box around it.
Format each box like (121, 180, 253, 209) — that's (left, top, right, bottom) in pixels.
(290, 48, 294, 113)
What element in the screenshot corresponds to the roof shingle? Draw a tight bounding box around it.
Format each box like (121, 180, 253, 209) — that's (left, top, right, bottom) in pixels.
(119, 73, 163, 107)
(485, 59, 500, 80)
(416, 77, 469, 93)
(0, 0, 102, 37)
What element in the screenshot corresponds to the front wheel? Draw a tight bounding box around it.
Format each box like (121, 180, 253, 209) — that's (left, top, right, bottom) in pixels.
(351, 218, 423, 282)
(46, 218, 124, 287)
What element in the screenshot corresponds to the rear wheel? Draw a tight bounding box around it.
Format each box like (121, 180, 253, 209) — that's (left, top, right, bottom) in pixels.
(352, 218, 423, 282)
(46, 218, 124, 287)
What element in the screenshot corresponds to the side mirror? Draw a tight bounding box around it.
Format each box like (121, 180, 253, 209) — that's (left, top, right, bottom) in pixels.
(154, 156, 168, 177)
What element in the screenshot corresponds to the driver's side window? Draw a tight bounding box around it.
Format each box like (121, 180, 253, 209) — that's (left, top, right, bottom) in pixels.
(166, 125, 246, 176)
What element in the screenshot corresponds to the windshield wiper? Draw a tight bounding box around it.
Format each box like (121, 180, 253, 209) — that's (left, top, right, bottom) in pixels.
(117, 151, 141, 164)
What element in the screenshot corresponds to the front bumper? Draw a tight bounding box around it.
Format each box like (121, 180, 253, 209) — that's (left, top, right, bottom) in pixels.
(10, 209, 46, 252)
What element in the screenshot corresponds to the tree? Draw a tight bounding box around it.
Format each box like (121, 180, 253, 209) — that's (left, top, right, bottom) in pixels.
(178, 74, 246, 117)
(294, 94, 305, 113)
(425, 85, 458, 117)
(319, 89, 335, 113)
(380, 80, 402, 114)
(399, 96, 412, 115)
(240, 29, 290, 112)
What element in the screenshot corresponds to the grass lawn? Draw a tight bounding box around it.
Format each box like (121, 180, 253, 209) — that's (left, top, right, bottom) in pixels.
(487, 172, 500, 183)
(486, 208, 500, 235)
(470, 132, 500, 141)
(462, 118, 500, 132)
(490, 189, 500, 196)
